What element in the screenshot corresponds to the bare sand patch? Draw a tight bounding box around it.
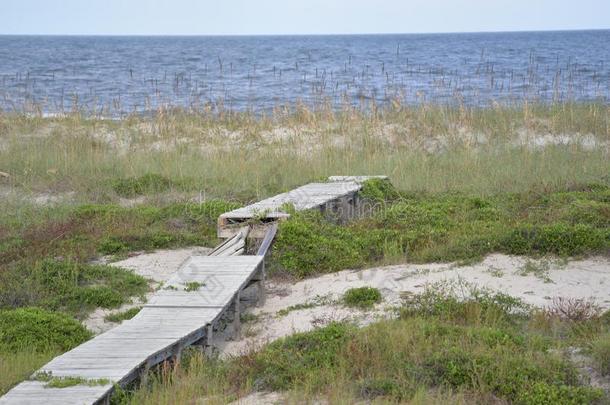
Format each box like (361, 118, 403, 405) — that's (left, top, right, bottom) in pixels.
(515, 129, 608, 151)
(217, 254, 610, 357)
(227, 392, 287, 405)
(0, 187, 76, 206)
(82, 250, 609, 351)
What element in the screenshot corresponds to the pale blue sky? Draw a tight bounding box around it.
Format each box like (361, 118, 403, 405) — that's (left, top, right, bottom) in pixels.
(2, 0, 609, 35)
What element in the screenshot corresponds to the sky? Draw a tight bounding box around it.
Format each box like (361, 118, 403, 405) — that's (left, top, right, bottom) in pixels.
(1, 0, 609, 36)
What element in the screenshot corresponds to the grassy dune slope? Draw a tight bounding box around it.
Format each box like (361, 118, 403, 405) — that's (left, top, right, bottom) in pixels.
(0, 103, 608, 401)
(125, 290, 610, 404)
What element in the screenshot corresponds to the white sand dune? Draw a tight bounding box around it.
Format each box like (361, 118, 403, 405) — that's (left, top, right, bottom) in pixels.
(218, 253, 610, 357)
(84, 248, 609, 353)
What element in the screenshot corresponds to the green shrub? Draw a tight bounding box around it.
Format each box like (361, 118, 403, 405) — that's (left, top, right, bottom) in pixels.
(502, 223, 606, 256)
(357, 378, 403, 400)
(1, 200, 240, 274)
(69, 286, 124, 308)
(601, 310, 610, 326)
(343, 287, 382, 309)
(103, 232, 177, 253)
(111, 173, 172, 197)
(272, 212, 366, 277)
(226, 314, 598, 403)
(91, 200, 239, 255)
(161, 200, 241, 223)
(251, 322, 353, 390)
(184, 282, 204, 292)
(0, 259, 148, 317)
(46, 376, 110, 388)
(560, 200, 610, 227)
(121, 285, 609, 403)
(400, 288, 530, 328)
(0, 308, 91, 352)
(98, 237, 128, 255)
(517, 382, 603, 405)
(276, 295, 332, 316)
(34, 373, 110, 388)
(360, 178, 400, 202)
(0, 350, 57, 396)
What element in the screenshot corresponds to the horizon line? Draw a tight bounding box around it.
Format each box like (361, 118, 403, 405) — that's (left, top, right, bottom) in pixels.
(1, 27, 609, 37)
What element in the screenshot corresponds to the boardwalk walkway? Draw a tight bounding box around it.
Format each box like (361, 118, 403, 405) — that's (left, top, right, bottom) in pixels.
(1, 255, 264, 404)
(218, 176, 384, 237)
(1, 177, 380, 404)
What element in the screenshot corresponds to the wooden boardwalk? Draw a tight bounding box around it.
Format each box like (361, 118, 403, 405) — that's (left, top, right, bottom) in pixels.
(1, 255, 265, 404)
(1, 177, 379, 404)
(218, 176, 385, 238)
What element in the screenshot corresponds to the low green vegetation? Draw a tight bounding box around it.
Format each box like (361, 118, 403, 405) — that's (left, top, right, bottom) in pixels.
(272, 183, 610, 277)
(121, 288, 609, 404)
(239, 313, 260, 324)
(104, 307, 142, 323)
(276, 294, 333, 317)
(0, 260, 148, 318)
(0, 198, 240, 395)
(183, 282, 204, 292)
(0, 308, 92, 395)
(519, 259, 553, 282)
(359, 178, 401, 202)
(0, 199, 236, 395)
(0, 199, 239, 319)
(0, 307, 91, 352)
(343, 287, 382, 309)
(0, 351, 58, 395)
(46, 377, 111, 389)
(276, 302, 318, 317)
(111, 173, 173, 198)
(33, 372, 110, 388)
(0, 199, 239, 265)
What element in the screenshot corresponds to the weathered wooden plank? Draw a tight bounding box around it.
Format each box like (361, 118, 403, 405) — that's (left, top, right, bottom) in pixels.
(209, 227, 249, 256)
(219, 181, 362, 219)
(0, 381, 112, 405)
(327, 175, 388, 183)
(41, 359, 146, 369)
(257, 223, 278, 256)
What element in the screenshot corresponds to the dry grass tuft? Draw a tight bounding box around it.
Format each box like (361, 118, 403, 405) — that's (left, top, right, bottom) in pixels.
(546, 297, 602, 322)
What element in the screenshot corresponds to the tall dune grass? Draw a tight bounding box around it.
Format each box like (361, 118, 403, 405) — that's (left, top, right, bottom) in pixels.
(0, 103, 607, 202)
(0, 351, 57, 395)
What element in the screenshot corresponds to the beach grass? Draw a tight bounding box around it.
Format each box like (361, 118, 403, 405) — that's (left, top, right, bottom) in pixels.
(0, 103, 607, 201)
(0, 350, 58, 395)
(0, 102, 608, 401)
(120, 289, 609, 404)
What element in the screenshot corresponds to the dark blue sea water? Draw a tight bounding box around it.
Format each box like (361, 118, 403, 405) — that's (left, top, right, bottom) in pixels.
(0, 30, 608, 114)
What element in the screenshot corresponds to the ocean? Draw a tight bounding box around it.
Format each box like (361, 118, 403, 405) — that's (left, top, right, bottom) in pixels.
(0, 30, 608, 114)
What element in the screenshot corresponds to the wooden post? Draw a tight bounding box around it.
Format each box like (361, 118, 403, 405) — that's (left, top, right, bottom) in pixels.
(140, 361, 151, 386)
(233, 291, 241, 338)
(258, 261, 266, 306)
(205, 324, 214, 357)
(171, 344, 183, 365)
